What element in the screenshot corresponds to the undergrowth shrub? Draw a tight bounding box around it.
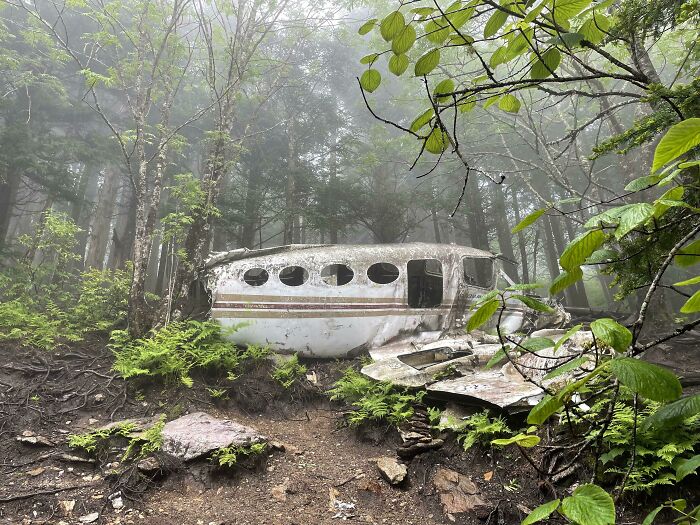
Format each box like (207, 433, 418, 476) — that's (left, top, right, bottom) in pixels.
(110, 320, 268, 387)
(579, 390, 700, 493)
(271, 354, 307, 388)
(212, 442, 267, 468)
(436, 409, 514, 450)
(328, 367, 425, 426)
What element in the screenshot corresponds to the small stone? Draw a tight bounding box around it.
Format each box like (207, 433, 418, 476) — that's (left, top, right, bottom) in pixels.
(93, 393, 105, 402)
(88, 418, 99, 425)
(78, 512, 99, 523)
(111, 497, 124, 510)
(270, 481, 289, 502)
(27, 467, 45, 477)
(57, 453, 95, 464)
(59, 500, 75, 516)
(137, 456, 161, 475)
(16, 435, 55, 447)
(375, 457, 407, 485)
(432, 467, 488, 517)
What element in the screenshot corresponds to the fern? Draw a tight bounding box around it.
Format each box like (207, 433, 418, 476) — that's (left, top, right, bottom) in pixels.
(211, 442, 267, 468)
(442, 410, 514, 450)
(271, 354, 307, 388)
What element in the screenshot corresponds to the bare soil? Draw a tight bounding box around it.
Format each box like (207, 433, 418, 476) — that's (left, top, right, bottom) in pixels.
(0, 338, 690, 525)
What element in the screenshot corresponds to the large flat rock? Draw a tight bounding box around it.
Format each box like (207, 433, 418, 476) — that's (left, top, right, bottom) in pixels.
(161, 412, 266, 461)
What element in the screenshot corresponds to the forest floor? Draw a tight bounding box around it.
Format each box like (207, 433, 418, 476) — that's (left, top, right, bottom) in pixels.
(0, 337, 695, 525)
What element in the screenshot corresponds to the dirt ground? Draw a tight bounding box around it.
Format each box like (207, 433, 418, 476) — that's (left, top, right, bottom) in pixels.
(0, 338, 691, 525)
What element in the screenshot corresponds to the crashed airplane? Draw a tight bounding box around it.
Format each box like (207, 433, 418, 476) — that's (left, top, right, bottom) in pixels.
(204, 243, 571, 410)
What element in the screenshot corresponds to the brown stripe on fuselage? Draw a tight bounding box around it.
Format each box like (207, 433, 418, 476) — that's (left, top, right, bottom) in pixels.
(215, 293, 404, 304)
(211, 308, 450, 319)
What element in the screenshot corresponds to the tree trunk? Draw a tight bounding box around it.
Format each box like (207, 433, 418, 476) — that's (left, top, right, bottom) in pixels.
(0, 169, 20, 252)
(491, 183, 519, 281)
(284, 120, 298, 245)
(464, 176, 490, 252)
(511, 187, 529, 284)
(85, 166, 119, 269)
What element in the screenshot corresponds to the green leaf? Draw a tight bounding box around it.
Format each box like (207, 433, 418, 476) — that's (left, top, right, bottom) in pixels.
(551, 0, 592, 23)
(484, 9, 508, 38)
(585, 249, 618, 264)
(527, 394, 563, 424)
(380, 11, 405, 41)
(388, 53, 410, 76)
(641, 505, 663, 525)
(492, 433, 541, 447)
(414, 48, 441, 76)
(680, 289, 700, 313)
(520, 337, 555, 352)
(523, 0, 548, 23)
(425, 127, 449, 154)
(483, 94, 500, 108)
(674, 275, 700, 286)
(485, 346, 508, 369)
(590, 318, 631, 353)
(410, 108, 434, 132)
(584, 204, 637, 228)
(360, 53, 380, 65)
(512, 295, 554, 312)
(561, 484, 615, 525)
(458, 97, 476, 112)
(609, 357, 682, 402)
(521, 499, 561, 525)
(358, 19, 377, 35)
(445, 2, 474, 28)
(652, 118, 700, 173)
(614, 203, 653, 239)
(549, 267, 583, 295)
(642, 394, 700, 430)
(531, 48, 561, 79)
(676, 454, 700, 481)
(392, 24, 417, 54)
(490, 46, 508, 68)
(553, 324, 582, 353)
(425, 20, 450, 44)
(560, 229, 605, 271)
(498, 94, 521, 113)
(412, 7, 435, 18)
(467, 298, 500, 332)
(359, 69, 381, 93)
(578, 13, 610, 44)
(512, 208, 547, 233)
(434, 78, 455, 102)
(624, 174, 661, 192)
(543, 356, 590, 380)
(675, 239, 700, 267)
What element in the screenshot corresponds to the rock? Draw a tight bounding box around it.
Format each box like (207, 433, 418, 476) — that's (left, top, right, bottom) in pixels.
(161, 412, 266, 461)
(78, 512, 99, 523)
(110, 496, 124, 510)
(270, 480, 289, 502)
(396, 438, 444, 458)
(58, 500, 75, 516)
(137, 456, 162, 475)
(432, 467, 489, 517)
(27, 467, 45, 477)
(57, 453, 96, 464)
(16, 434, 55, 447)
(375, 457, 407, 485)
(93, 393, 105, 402)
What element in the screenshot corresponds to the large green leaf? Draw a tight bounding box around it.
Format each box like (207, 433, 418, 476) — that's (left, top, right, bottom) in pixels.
(561, 484, 615, 525)
(521, 499, 561, 525)
(512, 208, 547, 233)
(446, 3, 474, 28)
(614, 203, 653, 239)
(434, 78, 455, 102)
(642, 394, 700, 430)
(492, 433, 541, 447)
(553, 323, 583, 352)
(652, 118, 700, 173)
(359, 69, 381, 93)
(388, 54, 409, 76)
(624, 174, 661, 192)
(409, 108, 434, 132)
(578, 13, 610, 44)
(609, 357, 682, 402)
(590, 318, 631, 353)
(675, 239, 700, 267)
(551, 0, 593, 24)
(584, 204, 636, 228)
(512, 295, 554, 312)
(560, 229, 605, 271)
(467, 298, 500, 332)
(543, 356, 589, 380)
(358, 19, 377, 35)
(641, 506, 664, 525)
(498, 94, 521, 113)
(484, 9, 508, 38)
(485, 345, 508, 369)
(414, 48, 441, 76)
(680, 289, 700, 313)
(674, 275, 700, 286)
(676, 454, 700, 481)
(380, 11, 405, 41)
(520, 337, 555, 352)
(528, 394, 564, 425)
(425, 20, 450, 44)
(531, 48, 561, 79)
(392, 24, 416, 54)
(549, 267, 583, 295)
(425, 127, 449, 154)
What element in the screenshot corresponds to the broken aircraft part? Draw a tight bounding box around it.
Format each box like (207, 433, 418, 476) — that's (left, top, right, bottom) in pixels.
(204, 243, 560, 359)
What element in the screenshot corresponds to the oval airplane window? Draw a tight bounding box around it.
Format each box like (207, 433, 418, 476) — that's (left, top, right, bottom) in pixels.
(279, 265, 309, 286)
(243, 267, 269, 287)
(367, 262, 400, 284)
(321, 264, 354, 286)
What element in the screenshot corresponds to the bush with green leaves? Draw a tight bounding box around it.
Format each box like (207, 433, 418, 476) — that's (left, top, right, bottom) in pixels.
(211, 442, 267, 468)
(437, 410, 514, 450)
(271, 354, 307, 388)
(68, 422, 137, 454)
(110, 320, 270, 387)
(328, 367, 425, 426)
